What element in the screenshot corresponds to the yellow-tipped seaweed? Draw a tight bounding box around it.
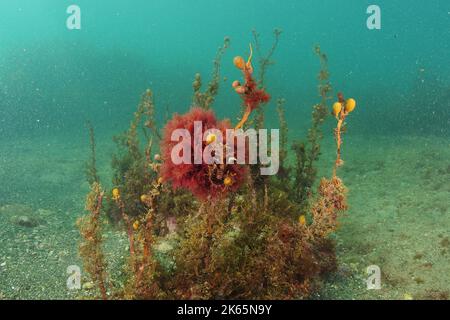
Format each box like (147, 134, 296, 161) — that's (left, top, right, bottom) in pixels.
(333, 93, 357, 176)
(77, 35, 356, 301)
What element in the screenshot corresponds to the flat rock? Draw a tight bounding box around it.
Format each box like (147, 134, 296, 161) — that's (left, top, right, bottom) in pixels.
(11, 215, 40, 228)
(1, 204, 47, 228)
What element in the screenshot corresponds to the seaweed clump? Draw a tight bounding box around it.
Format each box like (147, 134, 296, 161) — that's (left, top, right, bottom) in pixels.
(77, 33, 355, 300)
(193, 37, 230, 110)
(331, 92, 357, 176)
(160, 107, 248, 199)
(77, 182, 108, 300)
(289, 46, 331, 212)
(106, 89, 159, 222)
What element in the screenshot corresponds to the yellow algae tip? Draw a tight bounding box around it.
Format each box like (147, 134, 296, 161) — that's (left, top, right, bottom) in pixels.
(133, 220, 139, 231)
(298, 215, 306, 226)
(224, 176, 233, 187)
(206, 133, 217, 145)
(332, 102, 343, 117)
(345, 98, 356, 113)
(112, 188, 120, 200)
(233, 56, 246, 70)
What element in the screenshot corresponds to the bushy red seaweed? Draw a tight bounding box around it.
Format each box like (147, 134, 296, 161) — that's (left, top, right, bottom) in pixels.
(160, 107, 247, 200)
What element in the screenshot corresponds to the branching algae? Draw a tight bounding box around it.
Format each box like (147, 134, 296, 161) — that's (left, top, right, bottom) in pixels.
(78, 33, 357, 300)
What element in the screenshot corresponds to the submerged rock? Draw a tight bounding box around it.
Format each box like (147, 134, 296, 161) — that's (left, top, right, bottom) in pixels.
(11, 215, 41, 228)
(0, 204, 47, 228)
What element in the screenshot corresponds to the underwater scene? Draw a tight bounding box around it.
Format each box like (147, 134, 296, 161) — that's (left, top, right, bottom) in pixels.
(0, 0, 449, 301)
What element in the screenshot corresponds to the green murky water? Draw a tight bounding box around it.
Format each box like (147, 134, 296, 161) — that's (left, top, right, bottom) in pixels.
(0, 1, 449, 300)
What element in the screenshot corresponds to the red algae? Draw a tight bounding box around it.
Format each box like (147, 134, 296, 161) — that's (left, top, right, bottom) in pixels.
(160, 107, 247, 200)
(232, 45, 271, 130)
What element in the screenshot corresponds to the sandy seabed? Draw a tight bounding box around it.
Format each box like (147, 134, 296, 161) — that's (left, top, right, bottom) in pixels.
(0, 133, 449, 300)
